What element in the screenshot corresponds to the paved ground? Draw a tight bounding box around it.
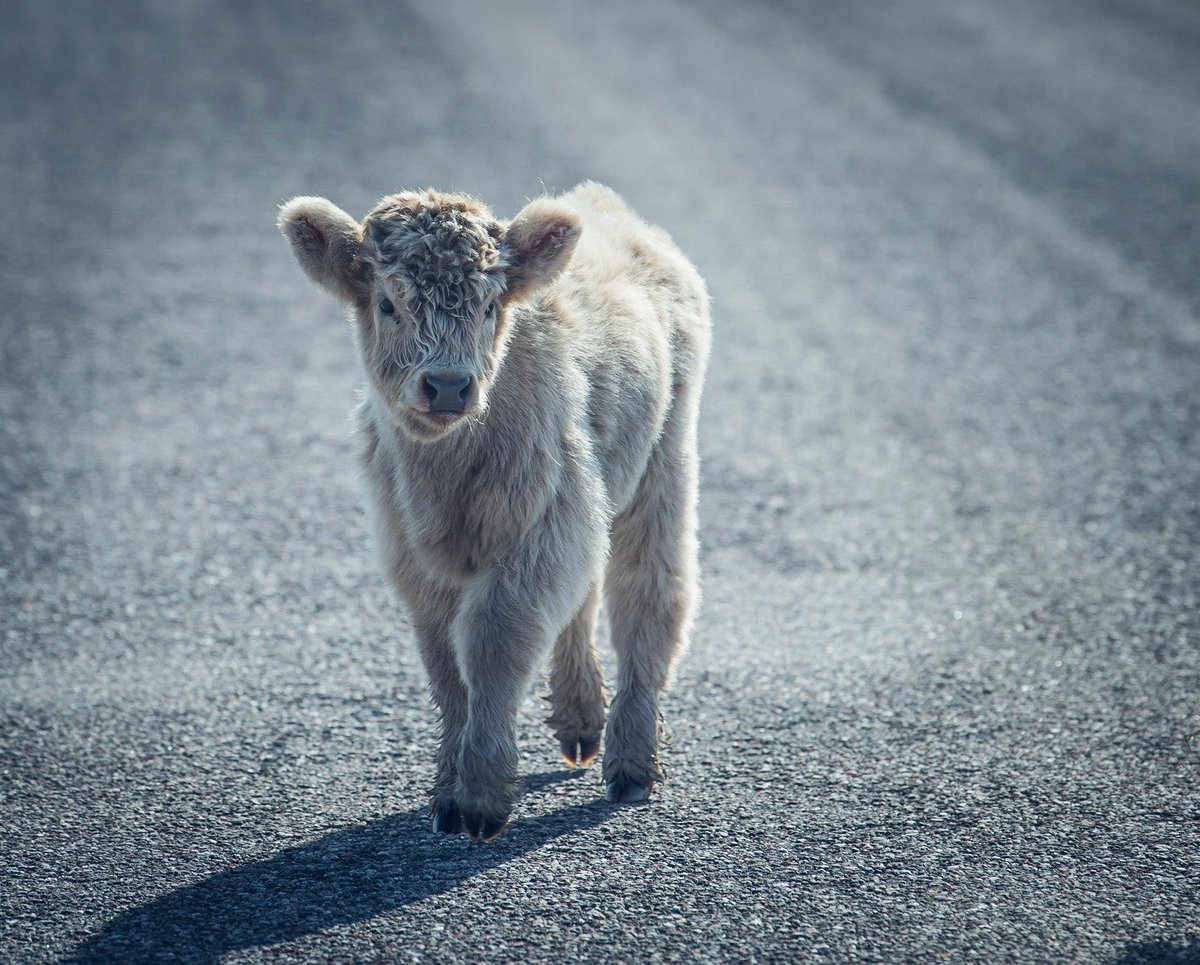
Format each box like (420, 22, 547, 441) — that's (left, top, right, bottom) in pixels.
(2, 0, 1198, 962)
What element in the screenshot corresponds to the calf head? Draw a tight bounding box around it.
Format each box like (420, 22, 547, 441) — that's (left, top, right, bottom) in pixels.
(279, 190, 580, 441)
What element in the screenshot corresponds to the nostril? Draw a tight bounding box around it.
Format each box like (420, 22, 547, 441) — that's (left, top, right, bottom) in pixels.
(421, 371, 473, 413)
(420, 375, 438, 405)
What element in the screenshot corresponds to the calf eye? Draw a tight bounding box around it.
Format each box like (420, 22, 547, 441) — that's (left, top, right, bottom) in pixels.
(378, 296, 395, 316)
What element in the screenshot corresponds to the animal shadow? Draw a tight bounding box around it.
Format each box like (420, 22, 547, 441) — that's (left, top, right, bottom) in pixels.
(1110, 941, 1200, 965)
(64, 771, 610, 964)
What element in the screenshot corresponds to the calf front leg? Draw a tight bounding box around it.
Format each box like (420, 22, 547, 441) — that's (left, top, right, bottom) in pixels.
(411, 597, 469, 835)
(447, 450, 608, 842)
(422, 642, 468, 834)
(451, 557, 597, 841)
(603, 405, 700, 804)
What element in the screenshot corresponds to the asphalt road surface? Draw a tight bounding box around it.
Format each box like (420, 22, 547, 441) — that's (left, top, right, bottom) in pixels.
(3, 1, 1198, 962)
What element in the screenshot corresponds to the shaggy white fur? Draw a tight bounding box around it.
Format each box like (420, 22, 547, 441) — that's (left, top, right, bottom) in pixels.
(280, 182, 710, 841)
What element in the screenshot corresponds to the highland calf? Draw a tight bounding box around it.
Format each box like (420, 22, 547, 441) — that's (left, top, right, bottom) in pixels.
(279, 182, 710, 841)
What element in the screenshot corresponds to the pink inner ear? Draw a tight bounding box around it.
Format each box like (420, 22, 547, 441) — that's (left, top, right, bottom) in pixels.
(534, 223, 575, 256)
(291, 216, 326, 251)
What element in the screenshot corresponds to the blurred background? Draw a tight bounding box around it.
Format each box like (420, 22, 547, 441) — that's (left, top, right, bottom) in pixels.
(2, 1, 1198, 962)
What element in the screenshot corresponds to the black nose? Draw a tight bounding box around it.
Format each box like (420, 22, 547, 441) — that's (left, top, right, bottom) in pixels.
(420, 371, 474, 413)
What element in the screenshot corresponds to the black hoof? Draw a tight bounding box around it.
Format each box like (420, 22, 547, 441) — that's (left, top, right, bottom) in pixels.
(605, 777, 651, 804)
(559, 735, 601, 768)
(431, 800, 463, 835)
(462, 811, 508, 843)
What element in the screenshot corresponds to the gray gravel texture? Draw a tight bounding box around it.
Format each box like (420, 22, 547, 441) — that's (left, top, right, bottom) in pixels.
(2, 0, 1198, 962)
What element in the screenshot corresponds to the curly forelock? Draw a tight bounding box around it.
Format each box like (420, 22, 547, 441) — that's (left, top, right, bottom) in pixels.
(364, 191, 507, 315)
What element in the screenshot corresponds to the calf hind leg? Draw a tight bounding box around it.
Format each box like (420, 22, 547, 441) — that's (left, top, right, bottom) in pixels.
(546, 584, 606, 767)
(603, 426, 699, 803)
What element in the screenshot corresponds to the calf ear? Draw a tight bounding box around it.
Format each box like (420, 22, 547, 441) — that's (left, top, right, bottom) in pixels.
(278, 197, 373, 306)
(502, 199, 581, 303)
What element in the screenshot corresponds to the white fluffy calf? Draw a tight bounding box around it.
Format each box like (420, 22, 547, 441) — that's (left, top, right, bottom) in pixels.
(280, 182, 710, 841)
